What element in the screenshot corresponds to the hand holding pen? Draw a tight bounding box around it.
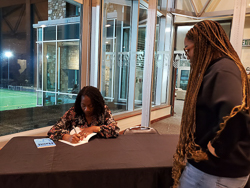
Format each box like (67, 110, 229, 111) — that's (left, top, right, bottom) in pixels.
(71, 126, 82, 142)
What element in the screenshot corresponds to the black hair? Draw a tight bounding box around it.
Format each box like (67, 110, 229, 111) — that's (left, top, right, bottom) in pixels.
(74, 86, 105, 117)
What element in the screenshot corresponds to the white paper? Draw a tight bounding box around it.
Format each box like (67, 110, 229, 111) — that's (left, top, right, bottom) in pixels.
(59, 132, 97, 146)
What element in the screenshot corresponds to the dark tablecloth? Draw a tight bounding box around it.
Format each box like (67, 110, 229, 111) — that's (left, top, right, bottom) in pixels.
(0, 134, 249, 188)
(0, 134, 178, 188)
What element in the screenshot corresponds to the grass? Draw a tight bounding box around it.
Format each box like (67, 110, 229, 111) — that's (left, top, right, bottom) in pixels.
(0, 89, 37, 111)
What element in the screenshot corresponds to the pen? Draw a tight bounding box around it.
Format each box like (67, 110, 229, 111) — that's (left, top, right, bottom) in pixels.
(72, 125, 77, 134)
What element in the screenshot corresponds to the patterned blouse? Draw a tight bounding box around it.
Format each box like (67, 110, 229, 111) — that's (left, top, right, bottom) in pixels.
(48, 105, 119, 141)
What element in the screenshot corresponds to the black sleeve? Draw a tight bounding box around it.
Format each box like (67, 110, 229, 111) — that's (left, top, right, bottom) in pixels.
(210, 70, 249, 158)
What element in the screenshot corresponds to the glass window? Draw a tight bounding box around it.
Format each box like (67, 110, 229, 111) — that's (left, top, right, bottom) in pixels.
(175, 0, 194, 12)
(134, 8, 148, 109)
(0, 0, 81, 136)
(44, 26, 56, 41)
(37, 43, 43, 91)
(57, 41, 80, 94)
(161, 14, 173, 104)
(43, 42, 56, 92)
(205, 0, 234, 12)
(57, 24, 80, 40)
(101, 1, 132, 113)
(38, 28, 43, 41)
(242, 16, 250, 69)
(176, 25, 193, 51)
(153, 14, 174, 105)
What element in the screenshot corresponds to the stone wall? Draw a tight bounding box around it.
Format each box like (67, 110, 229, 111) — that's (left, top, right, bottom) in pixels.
(60, 45, 79, 92)
(48, 0, 66, 20)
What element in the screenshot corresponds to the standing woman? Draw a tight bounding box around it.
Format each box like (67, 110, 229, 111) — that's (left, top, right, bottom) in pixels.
(48, 86, 120, 143)
(172, 20, 250, 188)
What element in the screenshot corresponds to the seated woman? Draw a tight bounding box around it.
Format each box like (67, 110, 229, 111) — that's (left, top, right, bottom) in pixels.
(48, 86, 120, 143)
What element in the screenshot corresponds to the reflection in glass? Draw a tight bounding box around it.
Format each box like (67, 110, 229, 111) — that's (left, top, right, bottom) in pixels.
(38, 28, 43, 41)
(43, 92, 56, 106)
(44, 26, 56, 41)
(180, 70, 189, 90)
(101, 1, 132, 113)
(152, 18, 160, 105)
(43, 42, 56, 92)
(134, 7, 148, 109)
(37, 43, 43, 90)
(205, 0, 234, 12)
(175, 0, 194, 12)
(161, 14, 173, 104)
(0, 0, 81, 136)
(57, 93, 76, 104)
(57, 41, 80, 94)
(57, 24, 80, 40)
(37, 91, 43, 106)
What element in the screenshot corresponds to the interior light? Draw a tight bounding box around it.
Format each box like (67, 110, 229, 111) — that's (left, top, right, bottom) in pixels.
(105, 41, 109, 44)
(105, 24, 111, 27)
(41, 24, 46, 28)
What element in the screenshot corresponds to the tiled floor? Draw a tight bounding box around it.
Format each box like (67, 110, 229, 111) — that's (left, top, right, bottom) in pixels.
(151, 99, 184, 134)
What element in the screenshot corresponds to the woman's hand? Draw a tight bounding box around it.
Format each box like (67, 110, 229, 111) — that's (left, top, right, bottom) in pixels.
(207, 141, 219, 158)
(62, 133, 81, 143)
(80, 126, 100, 138)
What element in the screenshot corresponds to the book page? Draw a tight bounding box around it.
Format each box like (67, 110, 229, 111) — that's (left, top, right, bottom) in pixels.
(59, 132, 97, 146)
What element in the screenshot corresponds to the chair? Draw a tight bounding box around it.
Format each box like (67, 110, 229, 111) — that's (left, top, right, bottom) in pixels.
(123, 126, 159, 135)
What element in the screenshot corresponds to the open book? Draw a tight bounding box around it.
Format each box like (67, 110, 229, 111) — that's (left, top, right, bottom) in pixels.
(59, 127, 97, 146)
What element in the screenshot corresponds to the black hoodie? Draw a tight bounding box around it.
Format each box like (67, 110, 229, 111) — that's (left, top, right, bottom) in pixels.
(188, 57, 250, 177)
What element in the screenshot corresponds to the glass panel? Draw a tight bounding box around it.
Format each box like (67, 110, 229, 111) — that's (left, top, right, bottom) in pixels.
(161, 14, 173, 104)
(179, 69, 189, 90)
(101, 1, 132, 113)
(176, 25, 193, 51)
(43, 42, 56, 91)
(57, 24, 80, 40)
(57, 93, 76, 105)
(119, 28, 130, 100)
(37, 91, 43, 106)
(175, 0, 194, 12)
(43, 92, 56, 106)
(38, 28, 43, 41)
(57, 41, 80, 94)
(135, 7, 147, 109)
(0, 0, 81, 136)
(37, 43, 43, 90)
(205, 0, 234, 12)
(242, 17, 250, 69)
(152, 18, 160, 105)
(44, 26, 56, 41)
(66, 2, 81, 17)
(193, 0, 207, 13)
(220, 22, 231, 38)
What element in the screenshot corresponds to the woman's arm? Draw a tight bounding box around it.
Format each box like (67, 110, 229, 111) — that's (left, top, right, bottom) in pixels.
(98, 106, 120, 138)
(209, 69, 248, 158)
(47, 107, 76, 141)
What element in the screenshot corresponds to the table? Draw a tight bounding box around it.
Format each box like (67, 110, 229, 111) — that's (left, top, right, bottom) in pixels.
(0, 134, 249, 188)
(0, 134, 178, 188)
